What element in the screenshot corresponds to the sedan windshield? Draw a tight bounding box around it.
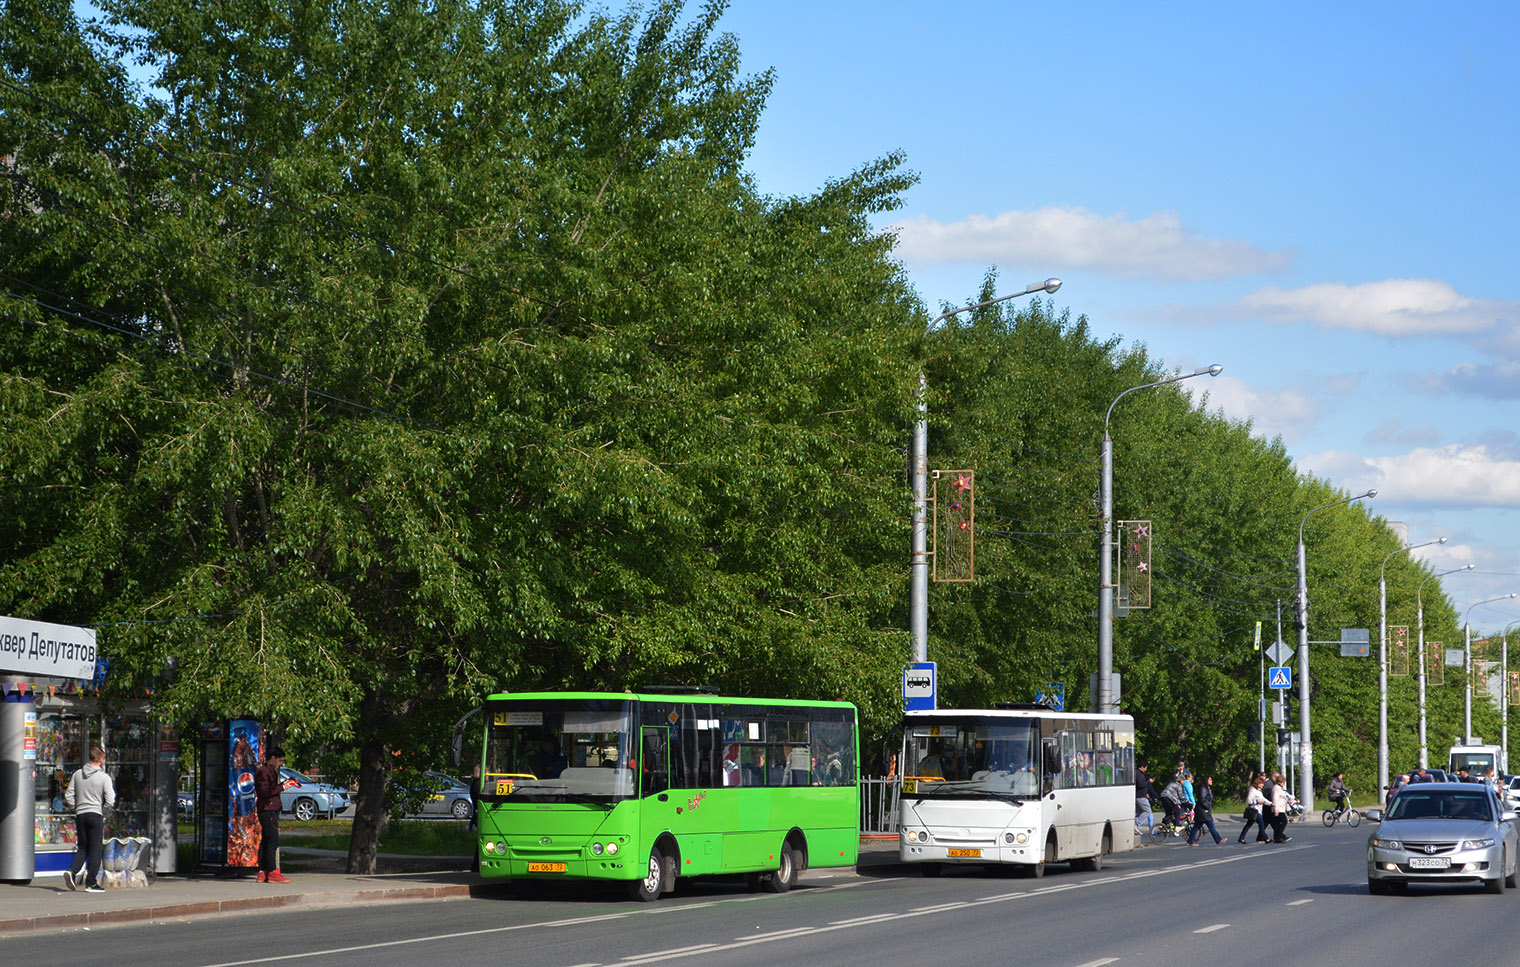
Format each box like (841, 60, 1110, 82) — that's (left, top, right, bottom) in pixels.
(1386, 790, 1494, 822)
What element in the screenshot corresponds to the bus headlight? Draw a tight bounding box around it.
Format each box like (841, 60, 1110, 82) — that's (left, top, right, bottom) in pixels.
(606, 841, 619, 855)
(591, 842, 604, 856)
(1014, 831, 1029, 845)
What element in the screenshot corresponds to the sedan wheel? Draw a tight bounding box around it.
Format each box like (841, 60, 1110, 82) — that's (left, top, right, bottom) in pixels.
(451, 798, 472, 821)
(292, 797, 318, 822)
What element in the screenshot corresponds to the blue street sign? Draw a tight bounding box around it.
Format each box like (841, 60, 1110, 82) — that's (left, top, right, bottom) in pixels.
(903, 662, 936, 711)
(1268, 666, 1293, 690)
(1035, 682, 1065, 711)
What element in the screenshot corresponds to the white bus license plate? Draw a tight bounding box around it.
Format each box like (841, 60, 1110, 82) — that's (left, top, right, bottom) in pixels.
(1409, 856, 1450, 869)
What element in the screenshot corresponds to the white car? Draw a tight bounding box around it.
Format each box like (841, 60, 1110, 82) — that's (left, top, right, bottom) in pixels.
(1503, 775, 1520, 810)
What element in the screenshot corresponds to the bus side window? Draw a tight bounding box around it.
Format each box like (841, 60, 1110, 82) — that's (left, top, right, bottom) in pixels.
(641, 729, 668, 796)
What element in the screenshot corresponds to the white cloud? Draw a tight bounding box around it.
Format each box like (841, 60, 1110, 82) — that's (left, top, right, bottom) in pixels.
(1237, 279, 1511, 337)
(1365, 419, 1443, 448)
(1410, 361, 1520, 400)
(1302, 445, 1520, 509)
(1186, 375, 1318, 443)
(891, 207, 1292, 281)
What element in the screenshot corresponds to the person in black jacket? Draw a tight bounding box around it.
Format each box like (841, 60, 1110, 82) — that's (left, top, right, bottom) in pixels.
(1185, 775, 1227, 845)
(1135, 763, 1156, 834)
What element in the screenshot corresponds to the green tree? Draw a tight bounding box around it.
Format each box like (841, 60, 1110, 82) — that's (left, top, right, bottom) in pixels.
(2, 0, 920, 871)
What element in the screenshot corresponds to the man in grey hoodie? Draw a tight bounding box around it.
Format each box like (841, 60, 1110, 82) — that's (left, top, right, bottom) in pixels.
(64, 744, 116, 892)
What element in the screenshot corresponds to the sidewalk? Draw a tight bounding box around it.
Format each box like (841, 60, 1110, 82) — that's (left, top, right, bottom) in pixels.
(0, 839, 905, 937)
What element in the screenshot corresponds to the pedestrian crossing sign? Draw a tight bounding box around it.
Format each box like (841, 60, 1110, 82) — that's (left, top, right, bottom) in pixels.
(1268, 666, 1292, 689)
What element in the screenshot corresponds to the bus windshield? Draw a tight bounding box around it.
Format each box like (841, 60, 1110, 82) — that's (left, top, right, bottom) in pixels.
(1450, 752, 1496, 776)
(484, 699, 635, 803)
(903, 717, 1041, 798)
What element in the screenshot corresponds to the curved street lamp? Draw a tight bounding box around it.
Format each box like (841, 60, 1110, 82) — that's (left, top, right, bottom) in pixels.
(1096, 364, 1222, 713)
(1377, 537, 1446, 800)
(1417, 564, 1474, 768)
(911, 279, 1062, 663)
(1295, 489, 1376, 811)
(1464, 593, 1518, 743)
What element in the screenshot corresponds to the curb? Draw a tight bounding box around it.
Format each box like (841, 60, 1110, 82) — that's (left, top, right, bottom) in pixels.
(0, 882, 481, 937)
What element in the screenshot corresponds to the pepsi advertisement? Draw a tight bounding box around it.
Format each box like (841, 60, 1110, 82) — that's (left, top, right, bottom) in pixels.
(196, 718, 264, 870)
(227, 719, 263, 868)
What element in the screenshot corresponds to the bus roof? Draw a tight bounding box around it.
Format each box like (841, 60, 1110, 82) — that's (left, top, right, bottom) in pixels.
(485, 690, 855, 709)
(902, 707, 1133, 721)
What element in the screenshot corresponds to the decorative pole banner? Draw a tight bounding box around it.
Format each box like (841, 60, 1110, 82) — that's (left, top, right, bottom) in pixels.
(1390, 626, 1409, 677)
(1427, 641, 1444, 685)
(0, 615, 97, 680)
(1117, 520, 1151, 610)
(933, 470, 975, 582)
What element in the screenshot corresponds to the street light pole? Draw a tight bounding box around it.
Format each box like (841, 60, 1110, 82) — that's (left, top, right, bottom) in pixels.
(1097, 363, 1222, 713)
(911, 279, 1062, 663)
(1463, 593, 1517, 742)
(1296, 489, 1376, 811)
(1503, 619, 1520, 774)
(1379, 537, 1445, 804)
(1417, 564, 1474, 769)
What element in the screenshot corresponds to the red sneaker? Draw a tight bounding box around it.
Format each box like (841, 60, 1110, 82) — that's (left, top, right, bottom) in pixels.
(257, 871, 268, 883)
(266, 870, 292, 884)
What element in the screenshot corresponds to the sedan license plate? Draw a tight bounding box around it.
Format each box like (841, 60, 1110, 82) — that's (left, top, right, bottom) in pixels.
(1409, 856, 1450, 870)
(527, 862, 566, 873)
(947, 848, 981, 858)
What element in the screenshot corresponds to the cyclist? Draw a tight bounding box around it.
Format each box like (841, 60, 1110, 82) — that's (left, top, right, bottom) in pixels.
(1158, 774, 1186, 830)
(1327, 772, 1349, 814)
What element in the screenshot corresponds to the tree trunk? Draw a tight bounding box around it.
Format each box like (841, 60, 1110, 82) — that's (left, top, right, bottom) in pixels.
(345, 733, 391, 874)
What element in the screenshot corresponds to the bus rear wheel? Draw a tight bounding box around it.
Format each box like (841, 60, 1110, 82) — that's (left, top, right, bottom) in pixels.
(763, 844, 799, 893)
(629, 849, 664, 902)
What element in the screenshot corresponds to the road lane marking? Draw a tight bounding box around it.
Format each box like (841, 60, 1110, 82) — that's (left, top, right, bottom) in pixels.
(1074, 959, 1120, 967)
(621, 945, 717, 961)
(619, 945, 719, 965)
(1287, 899, 1313, 906)
(190, 846, 1305, 967)
(1193, 923, 1229, 933)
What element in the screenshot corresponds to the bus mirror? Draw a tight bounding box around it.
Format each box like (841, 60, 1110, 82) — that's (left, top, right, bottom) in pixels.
(1042, 739, 1060, 775)
(450, 707, 481, 767)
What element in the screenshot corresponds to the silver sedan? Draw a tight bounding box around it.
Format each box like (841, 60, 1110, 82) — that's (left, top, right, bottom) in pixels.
(1367, 782, 1519, 894)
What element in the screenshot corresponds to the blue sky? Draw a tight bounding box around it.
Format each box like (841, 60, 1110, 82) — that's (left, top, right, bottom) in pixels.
(714, 0, 1520, 634)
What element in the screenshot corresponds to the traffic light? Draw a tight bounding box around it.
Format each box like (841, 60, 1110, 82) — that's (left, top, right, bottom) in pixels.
(1246, 723, 1259, 741)
(1276, 728, 1292, 745)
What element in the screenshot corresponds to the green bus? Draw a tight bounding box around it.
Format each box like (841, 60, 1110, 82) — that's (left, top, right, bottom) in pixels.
(475, 689, 859, 900)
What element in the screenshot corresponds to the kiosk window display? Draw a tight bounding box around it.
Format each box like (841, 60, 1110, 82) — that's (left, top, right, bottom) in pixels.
(27, 695, 177, 876)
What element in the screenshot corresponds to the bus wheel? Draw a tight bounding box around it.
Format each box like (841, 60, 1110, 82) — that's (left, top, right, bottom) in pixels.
(764, 844, 799, 894)
(629, 849, 664, 902)
(1089, 832, 1109, 871)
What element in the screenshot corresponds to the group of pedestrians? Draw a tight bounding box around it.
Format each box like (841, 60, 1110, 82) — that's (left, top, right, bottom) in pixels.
(1134, 763, 1228, 845)
(1239, 770, 1293, 844)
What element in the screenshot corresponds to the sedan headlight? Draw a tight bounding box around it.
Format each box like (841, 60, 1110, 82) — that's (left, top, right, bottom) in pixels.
(1460, 837, 1497, 850)
(1372, 837, 1402, 850)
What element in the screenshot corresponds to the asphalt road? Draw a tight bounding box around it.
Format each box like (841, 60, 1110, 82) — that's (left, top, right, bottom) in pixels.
(55, 825, 1520, 967)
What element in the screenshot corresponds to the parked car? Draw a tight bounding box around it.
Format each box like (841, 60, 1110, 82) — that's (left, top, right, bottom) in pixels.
(405, 772, 474, 820)
(279, 766, 350, 822)
(176, 788, 196, 820)
(1367, 782, 1519, 894)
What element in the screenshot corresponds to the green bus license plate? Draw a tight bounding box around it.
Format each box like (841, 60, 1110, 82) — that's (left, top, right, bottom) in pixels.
(947, 849, 981, 858)
(528, 862, 566, 873)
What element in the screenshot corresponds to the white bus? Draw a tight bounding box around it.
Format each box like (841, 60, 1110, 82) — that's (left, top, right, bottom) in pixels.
(1448, 741, 1504, 780)
(898, 706, 1137, 876)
